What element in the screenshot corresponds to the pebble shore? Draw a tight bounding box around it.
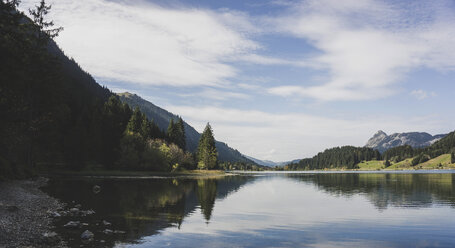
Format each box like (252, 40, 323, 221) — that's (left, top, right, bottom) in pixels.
(0, 177, 67, 248)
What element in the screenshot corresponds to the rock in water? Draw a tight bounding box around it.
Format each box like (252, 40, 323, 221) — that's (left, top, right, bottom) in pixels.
(81, 230, 94, 240)
(47, 210, 61, 217)
(42, 231, 59, 244)
(43, 231, 58, 238)
(63, 221, 80, 228)
(102, 220, 111, 226)
(83, 209, 96, 215)
(69, 208, 79, 214)
(92, 185, 101, 194)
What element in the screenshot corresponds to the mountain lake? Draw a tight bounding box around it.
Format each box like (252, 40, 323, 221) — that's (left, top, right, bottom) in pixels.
(43, 171, 455, 248)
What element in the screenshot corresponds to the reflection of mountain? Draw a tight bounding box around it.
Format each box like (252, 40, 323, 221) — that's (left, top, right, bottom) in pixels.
(288, 173, 455, 210)
(44, 175, 252, 247)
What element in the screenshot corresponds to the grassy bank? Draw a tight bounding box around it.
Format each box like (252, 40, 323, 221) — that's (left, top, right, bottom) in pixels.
(356, 154, 455, 171)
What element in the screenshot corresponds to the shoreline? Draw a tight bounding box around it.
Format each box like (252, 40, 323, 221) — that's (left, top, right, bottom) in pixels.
(39, 168, 455, 178)
(0, 177, 67, 248)
(40, 169, 227, 178)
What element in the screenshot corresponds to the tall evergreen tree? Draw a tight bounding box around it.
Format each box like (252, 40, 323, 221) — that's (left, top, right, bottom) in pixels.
(167, 119, 178, 144)
(196, 123, 218, 170)
(140, 118, 153, 140)
(176, 117, 186, 150)
(451, 151, 455, 164)
(25, 0, 63, 169)
(126, 107, 143, 134)
(100, 96, 132, 167)
(149, 119, 164, 139)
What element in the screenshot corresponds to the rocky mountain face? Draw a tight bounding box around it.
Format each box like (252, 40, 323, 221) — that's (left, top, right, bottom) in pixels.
(117, 92, 255, 164)
(365, 130, 446, 153)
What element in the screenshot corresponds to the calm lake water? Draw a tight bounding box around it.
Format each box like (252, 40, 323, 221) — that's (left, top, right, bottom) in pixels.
(44, 171, 455, 248)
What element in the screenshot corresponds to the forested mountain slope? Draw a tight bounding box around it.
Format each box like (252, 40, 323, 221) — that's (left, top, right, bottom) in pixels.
(0, 1, 253, 178)
(117, 93, 255, 163)
(1, 2, 117, 177)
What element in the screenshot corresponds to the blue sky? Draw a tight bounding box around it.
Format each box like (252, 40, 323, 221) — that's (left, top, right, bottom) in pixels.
(21, 0, 455, 161)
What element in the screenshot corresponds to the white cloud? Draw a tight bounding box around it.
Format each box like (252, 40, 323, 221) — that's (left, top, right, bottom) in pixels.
(267, 0, 455, 101)
(20, 0, 455, 101)
(233, 54, 309, 66)
(267, 85, 394, 101)
(20, 0, 259, 87)
(236, 83, 263, 91)
(179, 88, 250, 101)
(164, 105, 445, 161)
(410, 89, 436, 100)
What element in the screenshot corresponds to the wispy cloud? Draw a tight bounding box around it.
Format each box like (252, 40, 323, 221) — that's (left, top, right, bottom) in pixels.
(178, 88, 250, 101)
(20, 0, 455, 101)
(410, 89, 436, 100)
(21, 0, 260, 87)
(165, 105, 445, 161)
(267, 0, 455, 101)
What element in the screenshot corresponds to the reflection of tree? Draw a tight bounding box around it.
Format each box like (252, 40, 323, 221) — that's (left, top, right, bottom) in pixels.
(196, 179, 217, 222)
(44, 175, 253, 246)
(288, 173, 455, 210)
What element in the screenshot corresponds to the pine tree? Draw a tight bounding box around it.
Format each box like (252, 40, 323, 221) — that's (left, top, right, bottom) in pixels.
(167, 119, 177, 144)
(140, 118, 152, 140)
(126, 107, 143, 134)
(197, 123, 218, 170)
(176, 117, 186, 150)
(451, 151, 455, 164)
(25, 0, 63, 169)
(29, 0, 63, 43)
(149, 119, 164, 139)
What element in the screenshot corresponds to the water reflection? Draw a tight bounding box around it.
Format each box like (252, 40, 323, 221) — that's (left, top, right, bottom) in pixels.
(287, 173, 455, 209)
(44, 175, 253, 247)
(196, 179, 217, 222)
(44, 172, 455, 247)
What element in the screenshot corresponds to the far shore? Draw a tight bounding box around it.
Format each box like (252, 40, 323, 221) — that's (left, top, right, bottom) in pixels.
(232, 168, 455, 173)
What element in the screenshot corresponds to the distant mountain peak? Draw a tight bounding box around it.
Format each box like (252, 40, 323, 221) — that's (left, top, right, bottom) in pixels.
(365, 130, 446, 153)
(374, 130, 387, 136)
